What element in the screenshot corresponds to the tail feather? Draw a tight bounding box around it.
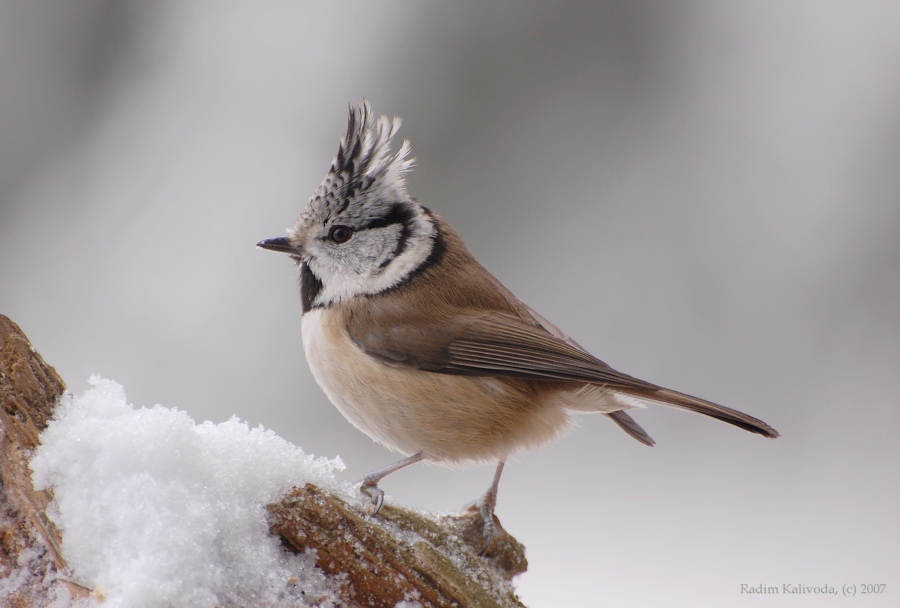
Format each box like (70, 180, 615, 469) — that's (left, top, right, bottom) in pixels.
(606, 411, 656, 446)
(617, 387, 780, 439)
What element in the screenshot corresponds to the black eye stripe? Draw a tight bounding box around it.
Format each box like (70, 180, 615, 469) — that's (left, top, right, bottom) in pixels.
(359, 203, 416, 231)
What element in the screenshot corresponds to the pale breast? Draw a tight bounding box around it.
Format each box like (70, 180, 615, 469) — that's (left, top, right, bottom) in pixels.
(300, 308, 572, 463)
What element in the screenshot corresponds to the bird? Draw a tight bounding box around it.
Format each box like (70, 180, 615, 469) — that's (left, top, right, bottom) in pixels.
(258, 101, 778, 553)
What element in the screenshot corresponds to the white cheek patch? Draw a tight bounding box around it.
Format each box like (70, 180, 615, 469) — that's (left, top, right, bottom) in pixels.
(311, 212, 437, 307)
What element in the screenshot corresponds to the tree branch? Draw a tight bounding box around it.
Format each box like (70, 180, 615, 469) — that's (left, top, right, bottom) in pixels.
(0, 314, 528, 607)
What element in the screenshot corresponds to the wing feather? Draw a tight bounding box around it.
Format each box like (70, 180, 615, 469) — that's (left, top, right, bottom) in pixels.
(347, 309, 778, 439)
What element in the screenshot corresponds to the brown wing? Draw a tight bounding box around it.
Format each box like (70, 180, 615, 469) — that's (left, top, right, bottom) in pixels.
(346, 310, 778, 439)
(348, 310, 647, 386)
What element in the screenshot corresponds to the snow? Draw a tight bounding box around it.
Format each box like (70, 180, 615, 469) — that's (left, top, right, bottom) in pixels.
(28, 376, 348, 608)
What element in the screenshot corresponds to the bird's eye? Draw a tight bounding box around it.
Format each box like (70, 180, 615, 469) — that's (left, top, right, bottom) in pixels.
(328, 225, 353, 244)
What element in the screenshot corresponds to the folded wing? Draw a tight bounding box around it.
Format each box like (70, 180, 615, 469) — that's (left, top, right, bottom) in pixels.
(348, 311, 778, 439)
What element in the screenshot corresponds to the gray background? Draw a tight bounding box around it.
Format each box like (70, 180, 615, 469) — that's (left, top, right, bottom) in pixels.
(2, 2, 898, 606)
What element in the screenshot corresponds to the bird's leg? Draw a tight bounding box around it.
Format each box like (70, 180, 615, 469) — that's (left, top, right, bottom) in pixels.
(359, 452, 424, 514)
(477, 461, 505, 555)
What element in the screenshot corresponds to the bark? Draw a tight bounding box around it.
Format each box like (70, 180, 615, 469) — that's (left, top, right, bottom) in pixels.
(1, 314, 84, 604)
(269, 484, 526, 607)
(0, 314, 528, 607)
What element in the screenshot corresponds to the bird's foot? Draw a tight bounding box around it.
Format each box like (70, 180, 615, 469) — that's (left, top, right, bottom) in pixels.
(360, 476, 385, 515)
(477, 491, 498, 556)
(357, 453, 425, 516)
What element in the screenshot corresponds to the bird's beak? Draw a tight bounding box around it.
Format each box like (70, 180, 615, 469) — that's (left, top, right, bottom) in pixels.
(256, 237, 303, 256)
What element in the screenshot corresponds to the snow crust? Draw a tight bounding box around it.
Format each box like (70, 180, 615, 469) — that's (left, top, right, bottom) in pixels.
(29, 376, 348, 607)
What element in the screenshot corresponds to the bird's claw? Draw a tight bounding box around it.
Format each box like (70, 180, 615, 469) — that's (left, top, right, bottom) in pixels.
(478, 521, 495, 556)
(360, 478, 385, 514)
(477, 494, 497, 556)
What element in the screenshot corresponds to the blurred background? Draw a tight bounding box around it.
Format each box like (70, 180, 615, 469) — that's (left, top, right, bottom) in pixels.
(2, 1, 898, 605)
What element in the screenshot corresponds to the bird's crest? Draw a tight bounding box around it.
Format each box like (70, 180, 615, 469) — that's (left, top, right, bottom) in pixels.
(310, 100, 414, 214)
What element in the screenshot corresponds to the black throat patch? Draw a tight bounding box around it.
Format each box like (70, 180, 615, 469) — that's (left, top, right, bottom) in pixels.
(300, 262, 324, 313)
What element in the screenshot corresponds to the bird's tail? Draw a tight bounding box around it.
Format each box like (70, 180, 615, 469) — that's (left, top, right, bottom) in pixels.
(617, 386, 780, 439)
